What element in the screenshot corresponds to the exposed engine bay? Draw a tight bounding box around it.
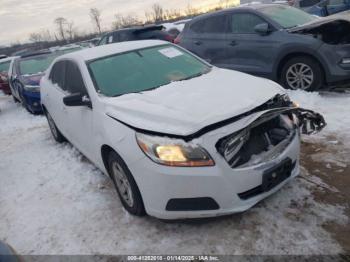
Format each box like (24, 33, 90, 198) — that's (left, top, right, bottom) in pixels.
(289, 18, 350, 45)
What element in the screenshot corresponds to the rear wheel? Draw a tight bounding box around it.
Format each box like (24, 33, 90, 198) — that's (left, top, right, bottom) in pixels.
(45, 110, 66, 143)
(281, 56, 324, 91)
(107, 151, 145, 216)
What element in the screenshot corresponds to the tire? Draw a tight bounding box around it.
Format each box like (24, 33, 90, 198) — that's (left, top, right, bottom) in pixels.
(280, 56, 324, 91)
(107, 151, 145, 216)
(45, 110, 66, 143)
(12, 95, 19, 103)
(18, 88, 31, 113)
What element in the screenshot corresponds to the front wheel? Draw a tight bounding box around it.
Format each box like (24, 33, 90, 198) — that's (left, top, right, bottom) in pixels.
(281, 56, 324, 91)
(108, 151, 145, 216)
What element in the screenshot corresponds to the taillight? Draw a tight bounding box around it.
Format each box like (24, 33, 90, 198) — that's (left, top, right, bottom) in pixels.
(164, 34, 175, 43)
(174, 34, 182, 45)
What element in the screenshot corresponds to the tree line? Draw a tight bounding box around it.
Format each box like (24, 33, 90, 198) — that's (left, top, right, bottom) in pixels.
(1, 0, 237, 55)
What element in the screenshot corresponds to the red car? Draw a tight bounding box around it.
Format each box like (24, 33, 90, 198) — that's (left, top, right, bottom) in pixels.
(0, 57, 13, 95)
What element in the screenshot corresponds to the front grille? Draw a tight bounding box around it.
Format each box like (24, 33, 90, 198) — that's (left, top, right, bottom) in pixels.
(216, 113, 296, 168)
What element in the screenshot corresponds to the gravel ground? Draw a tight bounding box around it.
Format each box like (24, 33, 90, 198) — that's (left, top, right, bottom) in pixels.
(0, 91, 349, 255)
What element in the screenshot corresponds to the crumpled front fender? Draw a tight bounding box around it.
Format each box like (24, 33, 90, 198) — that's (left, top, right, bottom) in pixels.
(294, 108, 327, 135)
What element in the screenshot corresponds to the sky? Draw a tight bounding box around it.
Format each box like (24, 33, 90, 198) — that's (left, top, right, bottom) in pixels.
(0, 0, 220, 46)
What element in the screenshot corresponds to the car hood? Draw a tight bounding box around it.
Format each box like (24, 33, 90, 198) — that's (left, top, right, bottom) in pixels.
(20, 73, 44, 86)
(288, 13, 350, 33)
(103, 68, 285, 137)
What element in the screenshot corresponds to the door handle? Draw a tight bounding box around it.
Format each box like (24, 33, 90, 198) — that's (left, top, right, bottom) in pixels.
(229, 40, 237, 46)
(194, 41, 202, 46)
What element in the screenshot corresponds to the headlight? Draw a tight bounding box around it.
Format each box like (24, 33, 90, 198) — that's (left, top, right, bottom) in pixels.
(136, 133, 215, 167)
(23, 85, 40, 92)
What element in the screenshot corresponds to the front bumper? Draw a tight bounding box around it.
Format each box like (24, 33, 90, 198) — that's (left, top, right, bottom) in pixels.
(23, 90, 42, 113)
(130, 131, 300, 220)
(319, 43, 350, 86)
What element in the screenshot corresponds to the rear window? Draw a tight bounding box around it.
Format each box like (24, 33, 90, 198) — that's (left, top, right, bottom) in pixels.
(19, 53, 57, 75)
(88, 45, 210, 97)
(0, 61, 10, 73)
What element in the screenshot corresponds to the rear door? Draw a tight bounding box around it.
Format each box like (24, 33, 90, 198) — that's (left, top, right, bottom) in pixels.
(225, 12, 281, 78)
(184, 14, 230, 67)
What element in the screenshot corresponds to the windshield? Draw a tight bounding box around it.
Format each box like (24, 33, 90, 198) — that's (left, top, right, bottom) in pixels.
(88, 45, 211, 97)
(19, 53, 58, 75)
(0, 61, 10, 73)
(260, 5, 317, 28)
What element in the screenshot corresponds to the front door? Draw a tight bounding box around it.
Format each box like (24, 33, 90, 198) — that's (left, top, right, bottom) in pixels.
(225, 12, 281, 79)
(62, 60, 94, 160)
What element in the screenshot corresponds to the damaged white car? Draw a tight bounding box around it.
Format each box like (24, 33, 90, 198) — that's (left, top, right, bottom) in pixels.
(40, 40, 326, 219)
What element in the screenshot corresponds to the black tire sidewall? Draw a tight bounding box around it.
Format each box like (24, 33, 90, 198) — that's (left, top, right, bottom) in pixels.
(107, 151, 145, 216)
(45, 111, 65, 143)
(281, 56, 323, 91)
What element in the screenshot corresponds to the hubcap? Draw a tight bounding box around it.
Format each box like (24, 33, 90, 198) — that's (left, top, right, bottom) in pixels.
(47, 113, 58, 139)
(286, 63, 314, 90)
(111, 161, 134, 207)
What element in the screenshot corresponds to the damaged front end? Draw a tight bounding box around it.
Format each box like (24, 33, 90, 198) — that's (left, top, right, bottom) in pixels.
(288, 16, 350, 45)
(216, 96, 326, 168)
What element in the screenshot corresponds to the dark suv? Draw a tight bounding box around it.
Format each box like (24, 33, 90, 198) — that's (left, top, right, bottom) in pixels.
(97, 25, 175, 46)
(177, 4, 350, 91)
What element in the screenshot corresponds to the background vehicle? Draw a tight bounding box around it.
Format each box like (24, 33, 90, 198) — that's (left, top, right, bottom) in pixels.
(9, 51, 55, 113)
(177, 4, 350, 91)
(293, 0, 350, 16)
(41, 40, 325, 219)
(0, 57, 15, 95)
(97, 25, 175, 46)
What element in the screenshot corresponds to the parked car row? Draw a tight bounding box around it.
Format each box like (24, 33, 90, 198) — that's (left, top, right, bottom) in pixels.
(0, 46, 84, 113)
(0, 5, 330, 220)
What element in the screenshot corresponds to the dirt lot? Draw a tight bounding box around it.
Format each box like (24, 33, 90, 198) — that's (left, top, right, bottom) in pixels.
(0, 91, 349, 255)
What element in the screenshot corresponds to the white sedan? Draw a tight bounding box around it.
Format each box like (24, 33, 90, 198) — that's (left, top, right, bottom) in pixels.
(40, 40, 325, 219)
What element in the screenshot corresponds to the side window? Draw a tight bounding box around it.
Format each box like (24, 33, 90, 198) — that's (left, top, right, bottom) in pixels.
(49, 61, 66, 91)
(110, 33, 117, 43)
(65, 61, 87, 94)
(299, 0, 321, 7)
(230, 13, 266, 34)
(119, 32, 133, 41)
(191, 15, 228, 34)
(98, 36, 108, 46)
(328, 0, 345, 4)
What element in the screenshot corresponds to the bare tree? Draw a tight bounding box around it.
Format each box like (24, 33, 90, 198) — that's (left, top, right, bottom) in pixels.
(54, 17, 68, 41)
(144, 11, 154, 23)
(90, 8, 102, 34)
(164, 9, 181, 20)
(185, 4, 198, 16)
(151, 3, 164, 22)
(28, 29, 53, 43)
(66, 21, 76, 41)
(112, 13, 141, 29)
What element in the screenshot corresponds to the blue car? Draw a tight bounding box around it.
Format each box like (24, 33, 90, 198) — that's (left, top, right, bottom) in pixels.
(9, 46, 83, 114)
(9, 51, 58, 114)
(294, 0, 350, 16)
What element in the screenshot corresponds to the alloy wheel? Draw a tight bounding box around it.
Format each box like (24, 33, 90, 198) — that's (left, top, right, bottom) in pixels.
(111, 161, 134, 207)
(286, 63, 314, 90)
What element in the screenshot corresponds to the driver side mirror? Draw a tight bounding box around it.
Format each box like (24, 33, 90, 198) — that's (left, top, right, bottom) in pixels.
(254, 23, 271, 35)
(63, 93, 92, 108)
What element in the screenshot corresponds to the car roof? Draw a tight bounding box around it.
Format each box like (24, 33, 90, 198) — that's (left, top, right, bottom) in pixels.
(190, 3, 283, 21)
(56, 40, 168, 62)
